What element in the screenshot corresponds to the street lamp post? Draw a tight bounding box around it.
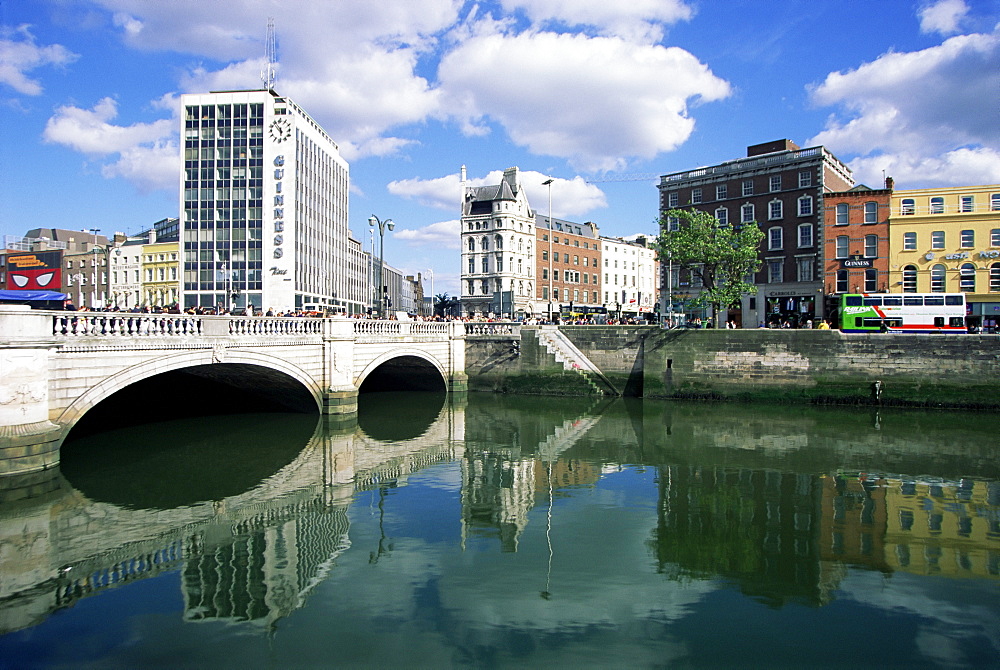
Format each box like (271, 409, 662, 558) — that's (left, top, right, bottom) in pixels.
(88, 228, 104, 309)
(426, 268, 434, 317)
(542, 178, 554, 322)
(369, 215, 394, 318)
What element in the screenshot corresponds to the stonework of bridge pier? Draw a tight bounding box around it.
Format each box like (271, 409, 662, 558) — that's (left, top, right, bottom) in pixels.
(0, 306, 467, 478)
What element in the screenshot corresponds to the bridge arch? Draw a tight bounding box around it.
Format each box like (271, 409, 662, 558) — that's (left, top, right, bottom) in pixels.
(57, 349, 325, 428)
(355, 348, 448, 392)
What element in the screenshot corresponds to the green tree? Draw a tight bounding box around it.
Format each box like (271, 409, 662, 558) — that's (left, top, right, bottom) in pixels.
(653, 208, 763, 326)
(434, 293, 460, 318)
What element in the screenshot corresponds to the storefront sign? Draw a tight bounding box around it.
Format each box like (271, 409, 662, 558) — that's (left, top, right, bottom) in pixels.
(273, 155, 285, 259)
(841, 255, 872, 268)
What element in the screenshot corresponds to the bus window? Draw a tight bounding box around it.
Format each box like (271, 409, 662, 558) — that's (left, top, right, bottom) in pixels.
(882, 297, 902, 306)
(934, 317, 945, 327)
(863, 297, 882, 306)
(945, 295, 964, 305)
(949, 317, 965, 327)
(845, 296, 863, 306)
(903, 297, 923, 306)
(925, 297, 945, 306)
(862, 318, 883, 328)
(887, 319, 902, 328)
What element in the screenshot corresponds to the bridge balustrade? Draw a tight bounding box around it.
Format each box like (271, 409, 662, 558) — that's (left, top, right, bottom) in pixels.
(229, 316, 324, 336)
(352, 320, 452, 336)
(52, 312, 203, 337)
(464, 322, 521, 336)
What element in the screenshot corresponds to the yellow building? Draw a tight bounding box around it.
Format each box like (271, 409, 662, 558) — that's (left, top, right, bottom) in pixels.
(141, 241, 180, 309)
(889, 184, 1000, 330)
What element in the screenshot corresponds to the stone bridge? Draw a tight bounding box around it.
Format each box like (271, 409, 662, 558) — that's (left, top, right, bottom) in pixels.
(0, 404, 464, 633)
(0, 305, 469, 477)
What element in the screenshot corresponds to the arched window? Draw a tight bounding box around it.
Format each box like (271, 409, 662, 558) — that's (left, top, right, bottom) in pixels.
(481, 236, 490, 251)
(494, 234, 503, 249)
(467, 237, 474, 251)
(930, 197, 944, 214)
(991, 263, 1000, 292)
(902, 265, 917, 292)
(901, 198, 915, 215)
(960, 263, 976, 292)
(931, 264, 946, 292)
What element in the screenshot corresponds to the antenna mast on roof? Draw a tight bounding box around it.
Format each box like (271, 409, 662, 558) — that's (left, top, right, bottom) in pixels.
(261, 18, 277, 91)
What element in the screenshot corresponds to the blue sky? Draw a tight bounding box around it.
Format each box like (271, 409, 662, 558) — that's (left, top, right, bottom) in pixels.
(2, 0, 998, 295)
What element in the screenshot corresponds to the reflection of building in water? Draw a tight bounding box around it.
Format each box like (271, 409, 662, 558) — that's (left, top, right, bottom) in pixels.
(819, 474, 1000, 579)
(183, 499, 350, 628)
(462, 454, 535, 552)
(461, 453, 602, 553)
(654, 465, 828, 606)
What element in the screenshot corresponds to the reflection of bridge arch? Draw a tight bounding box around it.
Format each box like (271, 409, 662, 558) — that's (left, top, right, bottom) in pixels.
(56, 350, 324, 427)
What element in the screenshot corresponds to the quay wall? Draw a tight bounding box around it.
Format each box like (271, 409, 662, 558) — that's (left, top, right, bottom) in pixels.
(465, 327, 1000, 409)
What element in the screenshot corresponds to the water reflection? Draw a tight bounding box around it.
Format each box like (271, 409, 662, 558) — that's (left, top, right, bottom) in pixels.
(1, 395, 998, 666)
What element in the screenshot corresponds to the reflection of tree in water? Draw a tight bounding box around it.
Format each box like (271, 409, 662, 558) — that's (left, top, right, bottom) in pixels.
(650, 465, 826, 608)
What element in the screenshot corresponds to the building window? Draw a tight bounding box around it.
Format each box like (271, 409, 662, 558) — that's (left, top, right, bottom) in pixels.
(716, 184, 727, 200)
(960, 263, 976, 291)
(796, 257, 813, 282)
(667, 216, 680, 231)
(836, 235, 849, 259)
(992, 229, 1000, 247)
(715, 208, 728, 226)
(691, 188, 702, 204)
(741, 203, 755, 223)
(961, 195, 974, 212)
(468, 258, 474, 274)
(668, 192, 679, 207)
(798, 224, 813, 247)
(467, 237, 474, 251)
(467, 280, 474, 295)
(991, 263, 1000, 292)
(901, 198, 915, 215)
(931, 264, 946, 292)
(863, 201, 878, 224)
(769, 175, 781, 192)
(864, 234, 878, 258)
(769, 200, 783, 220)
(903, 232, 917, 250)
(742, 180, 753, 196)
(864, 268, 878, 292)
(931, 231, 945, 249)
(930, 197, 944, 214)
(991, 194, 1000, 211)
(961, 230, 974, 248)
(836, 269, 848, 293)
(798, 171, 812, 188)
(902, 265, 917, 292)
(835, 203, 848, 225)
(768, 227, 783, 250)
(798, 196, 813, 216)
(767, 260, 783, 283)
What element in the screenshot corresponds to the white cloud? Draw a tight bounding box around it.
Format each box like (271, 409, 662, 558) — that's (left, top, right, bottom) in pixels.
(43, 97, 178, 192)
(438, 31, 730, 172)
(0, 25, 78, 95)
(389, 170, 607, 218)
(807, 28, 1000, 186)
(394, 219, 461, 249)
(500, 0, 694, 41)
(918, 0, 969, 35)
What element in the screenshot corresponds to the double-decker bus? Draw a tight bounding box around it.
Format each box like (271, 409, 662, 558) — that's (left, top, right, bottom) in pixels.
(839, 293, 967, 333)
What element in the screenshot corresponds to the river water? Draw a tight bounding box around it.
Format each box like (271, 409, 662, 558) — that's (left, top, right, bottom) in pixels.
(1, 393, 998, 668)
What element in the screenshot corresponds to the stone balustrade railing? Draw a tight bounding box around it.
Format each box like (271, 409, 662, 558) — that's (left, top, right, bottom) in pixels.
(353, 320, 452, 336)
(52, 312, 204, 337)
(464, 322, 521, 336)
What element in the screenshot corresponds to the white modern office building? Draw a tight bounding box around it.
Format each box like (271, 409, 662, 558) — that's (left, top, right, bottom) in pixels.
(179, 89, 353, 313)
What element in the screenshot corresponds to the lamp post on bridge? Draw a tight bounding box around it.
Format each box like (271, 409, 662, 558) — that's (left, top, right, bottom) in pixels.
(369, 215, 394, 318)
(542, 178, 554, 322)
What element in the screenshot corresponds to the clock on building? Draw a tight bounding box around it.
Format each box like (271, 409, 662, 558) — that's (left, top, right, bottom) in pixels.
(268, 117, 292, 142)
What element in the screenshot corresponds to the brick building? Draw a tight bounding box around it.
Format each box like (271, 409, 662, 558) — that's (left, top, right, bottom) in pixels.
(658, 140, 854, 327)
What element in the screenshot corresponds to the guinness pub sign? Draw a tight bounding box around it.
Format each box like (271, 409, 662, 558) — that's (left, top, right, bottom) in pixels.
(840, 254, 872, 269)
